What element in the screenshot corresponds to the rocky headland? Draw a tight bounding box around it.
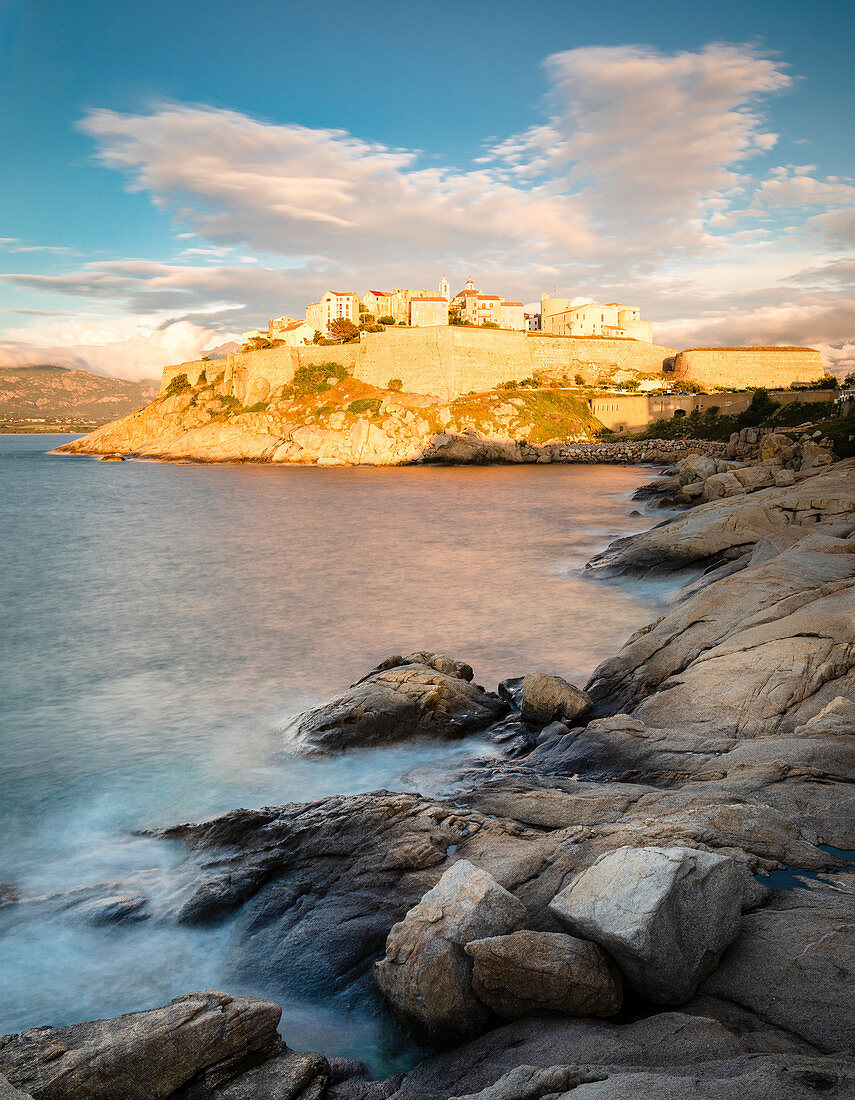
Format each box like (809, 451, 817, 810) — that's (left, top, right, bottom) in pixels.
(52, 368, 733, 466)
(3, 447, 854, 1099)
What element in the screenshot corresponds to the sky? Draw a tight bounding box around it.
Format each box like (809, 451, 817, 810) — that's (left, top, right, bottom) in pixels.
(1, 0, 854, 381)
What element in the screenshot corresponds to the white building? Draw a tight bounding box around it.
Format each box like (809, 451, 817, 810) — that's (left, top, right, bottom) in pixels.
(540, 297, 653, 341)
(306, 291, 360, 336)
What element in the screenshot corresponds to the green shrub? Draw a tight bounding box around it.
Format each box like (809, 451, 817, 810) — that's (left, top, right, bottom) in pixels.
(243, 401, 269, 413)
(163, 373, 190, 396)
(292, 362, 348, 393)
(388, 378, 403, 392)
(378, 315, 396, 326)
(347, 397, 382, 415)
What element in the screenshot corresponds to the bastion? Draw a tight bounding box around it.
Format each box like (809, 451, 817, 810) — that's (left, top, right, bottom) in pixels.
(672, 346, 824, 390)
(160, 328, 824, 403)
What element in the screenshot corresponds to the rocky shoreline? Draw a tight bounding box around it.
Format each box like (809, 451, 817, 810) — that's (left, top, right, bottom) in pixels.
(2, 447, 854, 1099)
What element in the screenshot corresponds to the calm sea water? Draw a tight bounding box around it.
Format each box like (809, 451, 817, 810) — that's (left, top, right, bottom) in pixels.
(0, 435, 676, 1069)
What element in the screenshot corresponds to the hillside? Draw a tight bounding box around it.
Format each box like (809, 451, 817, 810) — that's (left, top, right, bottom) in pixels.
(0, 365, 158, 429)
(52, 365, 606, 464)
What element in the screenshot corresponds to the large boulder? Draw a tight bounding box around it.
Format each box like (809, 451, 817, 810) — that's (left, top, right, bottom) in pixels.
(702, 880, 855, 1052)
(464, 930, 622, 1019)
(374, 860, 527, 1047)
(287, 653, 509, 754)
(0, 991, 329, 1100)
(549, 845, 748, 1003)
(519, 674, 591, 726)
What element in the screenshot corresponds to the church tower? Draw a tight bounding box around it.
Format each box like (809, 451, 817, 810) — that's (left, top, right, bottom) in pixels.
(439, 275, 450, 301)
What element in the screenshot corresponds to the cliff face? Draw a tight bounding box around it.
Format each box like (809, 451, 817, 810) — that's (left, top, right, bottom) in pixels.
(0, 365, 157, 423)
(53, 371, 604, 465)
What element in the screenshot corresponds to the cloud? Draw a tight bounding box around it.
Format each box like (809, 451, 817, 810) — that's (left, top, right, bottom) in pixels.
(486, 43, 792, 253)
(0, 316, 220, 382)
(79, 104, 595, 260)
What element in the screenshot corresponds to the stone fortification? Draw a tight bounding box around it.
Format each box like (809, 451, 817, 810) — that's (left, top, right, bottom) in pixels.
(162, 328, 678, 402)
(672, 346, 824, 389)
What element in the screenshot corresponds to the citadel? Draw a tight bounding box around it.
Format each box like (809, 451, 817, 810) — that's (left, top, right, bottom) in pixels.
(163, 276, 827, 429)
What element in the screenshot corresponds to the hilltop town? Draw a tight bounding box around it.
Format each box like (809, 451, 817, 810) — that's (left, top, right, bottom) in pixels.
(241, 278, 652, 348)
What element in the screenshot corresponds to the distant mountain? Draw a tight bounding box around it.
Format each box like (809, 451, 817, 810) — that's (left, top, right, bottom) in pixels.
(0, 365, 158, 424)
(203, 341, 241, 359)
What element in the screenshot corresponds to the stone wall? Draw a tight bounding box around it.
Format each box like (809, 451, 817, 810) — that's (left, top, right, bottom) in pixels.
(593, 388, 837, 433)
(159, 333, 825, 409)
(672, 347, 824, 389)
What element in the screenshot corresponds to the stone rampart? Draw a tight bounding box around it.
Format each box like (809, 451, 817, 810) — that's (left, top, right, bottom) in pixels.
(673, 347, 824, 389)
(159, 332, 825, 407)
(160, 329, 678, 402)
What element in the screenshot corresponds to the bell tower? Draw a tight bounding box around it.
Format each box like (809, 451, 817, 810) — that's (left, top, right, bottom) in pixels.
(439, 275, 450, 301)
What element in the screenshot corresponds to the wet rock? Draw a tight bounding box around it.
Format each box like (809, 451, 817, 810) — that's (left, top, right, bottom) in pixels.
(497, 677, 523, 711)
(287, 652, 508, 754)
(549, 845, 748, 1003)
(0, 991, 327, 1100)
(195, 1048, 329, 1099)
(0, 884, 18, 910)
(76, 893, 149, 925)
(464, 930, 622, 1019)
(374, 860, 528, 1047)
(519, 674, 591, 726)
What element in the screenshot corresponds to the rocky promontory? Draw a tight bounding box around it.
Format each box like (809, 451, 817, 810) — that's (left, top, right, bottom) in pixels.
(52, 368, 731, 466)
(3, 455, 854, 1099)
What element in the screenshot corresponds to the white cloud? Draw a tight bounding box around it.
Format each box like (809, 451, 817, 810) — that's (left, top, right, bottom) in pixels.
(79, 104, 595, 260)
(0, 316, 221, 382)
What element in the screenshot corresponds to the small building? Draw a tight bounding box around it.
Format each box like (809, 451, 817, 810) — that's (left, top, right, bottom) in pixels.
(270, 319, 314, 346)
(450, 279, 524, 328)
(500, 301, 525, 331)
(541, 297, 653, 342)
(306, 291, 360, 336)
(525, 310, 541, 332)
(362, 290, 393, 320)
(241, 328, 270, 347)
(409, 296, 450, 327)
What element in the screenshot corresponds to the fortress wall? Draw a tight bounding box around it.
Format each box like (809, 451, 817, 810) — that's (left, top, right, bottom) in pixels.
(675, 348, 824, 389)
(352, 327, 456, 396)
(525, 335, 677, 377)
(161, 358, 212, 390)
(352, 329, 679, 400)
(159, 333, 824, 408)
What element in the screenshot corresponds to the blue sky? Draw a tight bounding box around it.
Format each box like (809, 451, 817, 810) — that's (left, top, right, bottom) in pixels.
(1, 0, 853, 378)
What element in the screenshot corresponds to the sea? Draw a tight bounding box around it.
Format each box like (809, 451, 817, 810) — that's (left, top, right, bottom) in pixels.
(0, 434, 682, 1071)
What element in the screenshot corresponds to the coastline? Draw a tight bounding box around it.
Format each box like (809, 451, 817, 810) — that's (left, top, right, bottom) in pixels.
(2, 452, 854, 1100)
